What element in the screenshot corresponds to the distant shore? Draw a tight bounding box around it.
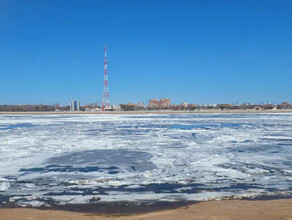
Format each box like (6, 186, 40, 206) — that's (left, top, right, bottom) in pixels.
(0, 199, 291, 220)
(1, 109, 292, 115)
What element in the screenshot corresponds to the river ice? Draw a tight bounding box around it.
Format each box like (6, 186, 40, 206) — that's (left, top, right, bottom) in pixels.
(0, 113, 291, 207)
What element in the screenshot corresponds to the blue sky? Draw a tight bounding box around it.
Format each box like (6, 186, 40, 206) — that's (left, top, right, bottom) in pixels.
(0, 0, 291, 105)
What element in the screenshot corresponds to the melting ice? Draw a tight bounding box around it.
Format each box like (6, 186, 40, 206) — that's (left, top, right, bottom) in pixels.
(0, 114, 291, 207)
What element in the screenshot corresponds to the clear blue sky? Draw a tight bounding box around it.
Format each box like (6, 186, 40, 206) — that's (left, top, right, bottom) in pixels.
(0, 0, 291, 105)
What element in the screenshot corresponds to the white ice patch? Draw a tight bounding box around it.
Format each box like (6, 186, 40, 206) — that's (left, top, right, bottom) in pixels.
(0, 182, 10, 191)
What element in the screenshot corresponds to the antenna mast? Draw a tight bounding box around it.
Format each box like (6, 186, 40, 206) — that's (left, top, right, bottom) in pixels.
(102, 44, 110, 111)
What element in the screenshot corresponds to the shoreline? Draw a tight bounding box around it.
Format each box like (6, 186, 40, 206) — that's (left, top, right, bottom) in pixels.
(0, 198, 291, 219)
(1, 109, 292, 115)
(2, 194, 292, 214)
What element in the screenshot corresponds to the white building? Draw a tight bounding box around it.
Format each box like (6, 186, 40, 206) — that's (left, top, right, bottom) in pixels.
(70, 100, 80, 111)
(112, 105, 121, 111)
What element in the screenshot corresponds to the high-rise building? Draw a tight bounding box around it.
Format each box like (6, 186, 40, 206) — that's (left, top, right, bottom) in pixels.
(149, 98, 159, 108)
(160, 98, 171, 108)
(70, 100, 80, 111)
(149, 98, 171, 109)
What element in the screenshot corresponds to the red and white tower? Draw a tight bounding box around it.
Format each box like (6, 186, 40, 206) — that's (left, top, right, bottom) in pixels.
(102, 44, 110, 111)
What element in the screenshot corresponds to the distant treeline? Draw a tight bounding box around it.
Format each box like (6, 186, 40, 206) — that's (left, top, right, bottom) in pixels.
(0, 105, 57, 112)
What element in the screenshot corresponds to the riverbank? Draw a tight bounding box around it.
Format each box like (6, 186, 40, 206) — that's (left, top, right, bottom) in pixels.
(0, 199, 291, 219)
(1, 109, 292, 115)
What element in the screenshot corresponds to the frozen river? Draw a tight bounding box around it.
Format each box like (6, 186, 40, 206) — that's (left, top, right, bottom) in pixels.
(0, 114, 291, 207)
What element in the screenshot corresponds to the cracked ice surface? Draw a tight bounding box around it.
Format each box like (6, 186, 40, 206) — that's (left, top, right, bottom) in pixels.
(0, 113, 291, 206)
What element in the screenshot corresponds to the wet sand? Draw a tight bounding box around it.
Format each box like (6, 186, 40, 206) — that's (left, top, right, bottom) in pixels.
(0, 199, 291, 220)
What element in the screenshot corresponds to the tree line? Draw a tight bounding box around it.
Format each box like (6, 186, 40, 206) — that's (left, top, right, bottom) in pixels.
(0, 105, 56, 112)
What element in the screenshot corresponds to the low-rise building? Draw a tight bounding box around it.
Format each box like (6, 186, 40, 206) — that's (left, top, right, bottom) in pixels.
(112, 105, 121, 111)
(278, 102, 292, 109)
(181, 102, 188, 108)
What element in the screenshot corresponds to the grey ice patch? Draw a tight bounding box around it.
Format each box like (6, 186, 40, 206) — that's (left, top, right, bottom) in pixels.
(47, 149, 156, 172)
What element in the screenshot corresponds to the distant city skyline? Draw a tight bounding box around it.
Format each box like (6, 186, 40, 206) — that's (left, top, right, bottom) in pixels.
(1, 0, 291, 105)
